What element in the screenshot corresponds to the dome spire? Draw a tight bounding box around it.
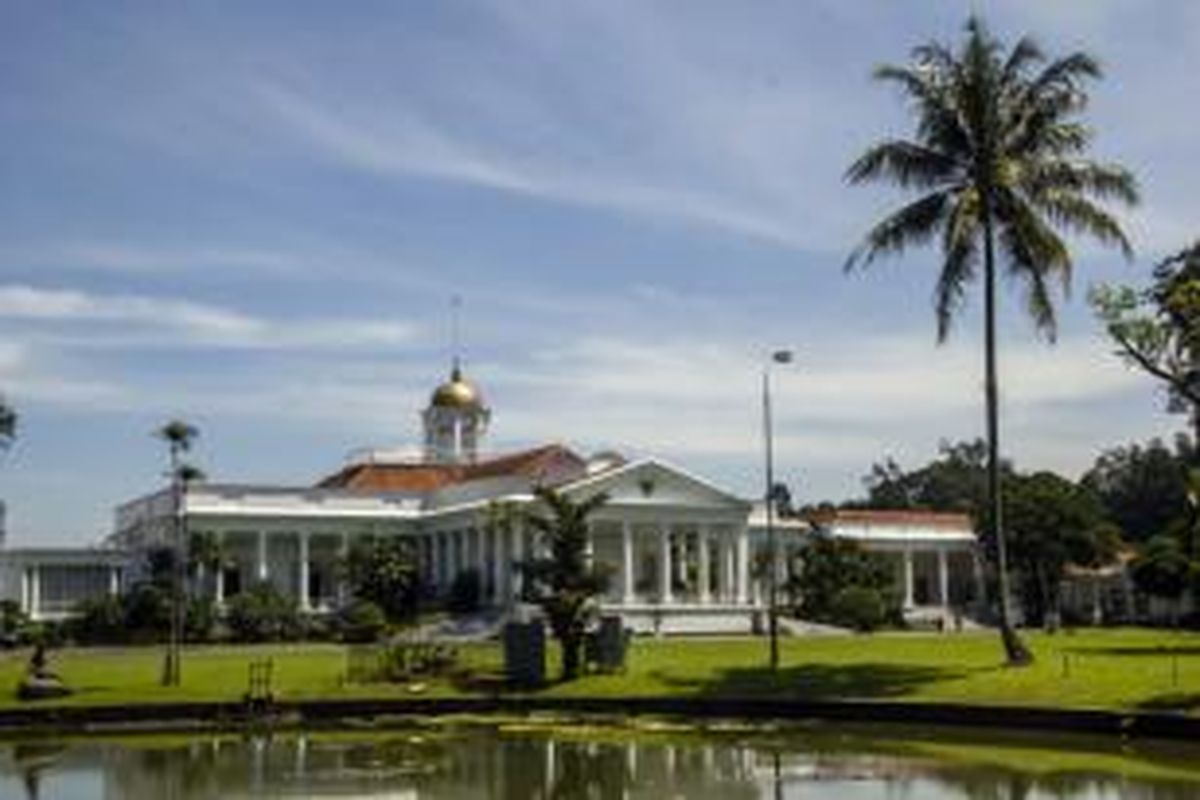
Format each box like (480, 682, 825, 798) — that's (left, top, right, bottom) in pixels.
(450, 294, 463, 379)
(423, 295, 490, 463)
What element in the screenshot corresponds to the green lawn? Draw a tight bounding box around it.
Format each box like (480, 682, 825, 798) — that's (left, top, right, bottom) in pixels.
(3, 628, 1199, 714)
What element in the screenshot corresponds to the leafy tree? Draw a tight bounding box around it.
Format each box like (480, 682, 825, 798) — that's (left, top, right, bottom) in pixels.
(1091, 243, 1200, 446)
(788, 535, 898, 631)
(845, 17, 1137, 664)
(342, 535, 419, 623)
(1081, 437, 1192, 544)
(521, 487, 611, 681)
(858, 439, 1011, 513)
(1003, 471, 1120, 628)
(0, 396, 15, 452)
(1130, 535, 1192, 625)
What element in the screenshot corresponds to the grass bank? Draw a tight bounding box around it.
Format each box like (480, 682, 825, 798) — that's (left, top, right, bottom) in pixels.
(1, 628, 1197, 715)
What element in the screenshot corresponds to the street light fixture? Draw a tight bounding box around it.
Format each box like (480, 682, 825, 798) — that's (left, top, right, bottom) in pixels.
(763, 349, 793, 672)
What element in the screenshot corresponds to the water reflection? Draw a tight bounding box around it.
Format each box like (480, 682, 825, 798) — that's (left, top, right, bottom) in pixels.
(0, 725, 1197, 799)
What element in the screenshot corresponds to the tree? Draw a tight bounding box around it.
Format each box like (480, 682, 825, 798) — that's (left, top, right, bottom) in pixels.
(521, 487, 611, 681)
(1130, 535, 1192, 625)
(857, 439, 1010, 513)
(187, 528, 226, 600)
(155, 418, 199, 686)
(342, 535, 419, 623)
(1003, 471, 1119, 628)
(845, 17, 1138, 664)
(788, 535, 898, 632)
(1091, 243, 1200, 446)
(1081, 437, 1192, 544)
(0, 396, 15, 452)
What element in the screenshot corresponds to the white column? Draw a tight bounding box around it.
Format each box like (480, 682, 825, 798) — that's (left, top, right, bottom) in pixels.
(490, 527, 504, 608)
(735, 526, 749, 605)
(109, 566, 120, 596)
(659, 523, 673, 604)
(937, 548, 950, 609)
(19, 568, 29, 615)
(29, 567, 40, 619)
(722, 535, 734, 603)
(215, 559, 226, 605)
(511, 521, 525, 601)
(299, 532, 311, 611)
(621, 521, 635, 604)
(337, 532, 349, 605)
(475, 527, 489, 602)
(698, 527, 711, 605)
(256, 530, 269, 582)
(903, 549, 915, 608)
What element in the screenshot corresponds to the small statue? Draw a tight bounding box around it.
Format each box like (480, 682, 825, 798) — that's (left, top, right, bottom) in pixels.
(17, 641, 71, 701)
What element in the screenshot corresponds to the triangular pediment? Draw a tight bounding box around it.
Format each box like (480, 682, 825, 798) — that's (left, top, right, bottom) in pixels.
(559, 459, 749, 510)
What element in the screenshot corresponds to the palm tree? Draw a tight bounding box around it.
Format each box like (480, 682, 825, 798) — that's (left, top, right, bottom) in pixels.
(845, 17, 1137, 665)
(0, 397, 15, 452)
(155, 419, 199, 686)
(521, 486, 611, 681)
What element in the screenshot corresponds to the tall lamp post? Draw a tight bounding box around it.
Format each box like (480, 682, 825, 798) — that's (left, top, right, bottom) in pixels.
(763, 349, 793, 672)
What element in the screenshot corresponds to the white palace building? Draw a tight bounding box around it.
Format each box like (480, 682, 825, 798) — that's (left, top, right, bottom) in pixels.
(0, 363, 985, 633)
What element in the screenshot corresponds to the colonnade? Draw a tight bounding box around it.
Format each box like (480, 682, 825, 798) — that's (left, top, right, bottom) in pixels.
(418, 518, 752, 607)
(194, 517, 756, 613)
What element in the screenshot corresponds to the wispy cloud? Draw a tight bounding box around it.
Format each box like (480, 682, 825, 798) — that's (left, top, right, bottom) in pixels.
(0, 284, 418, 350)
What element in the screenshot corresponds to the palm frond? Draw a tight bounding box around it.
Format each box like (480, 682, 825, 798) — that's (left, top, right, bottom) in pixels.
(845, 140, 962, 188)
(935, 193, 980, 341)
(1000, 35, 1044, 86)
(846, 192, 952, 272)
(1024, 160, 1140, 206)
(1027, 189, 1134, 259)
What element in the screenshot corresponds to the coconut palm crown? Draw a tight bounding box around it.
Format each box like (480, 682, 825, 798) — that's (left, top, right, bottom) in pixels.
(845, 17, 1138, 664)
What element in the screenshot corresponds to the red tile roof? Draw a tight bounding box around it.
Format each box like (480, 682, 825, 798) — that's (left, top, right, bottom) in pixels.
(316, 444, 587, 493)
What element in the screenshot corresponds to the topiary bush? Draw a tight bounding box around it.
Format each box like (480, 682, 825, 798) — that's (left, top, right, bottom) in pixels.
(337, 599, 388, 643)
(828, 585, 889, 633)
(225, 581, 300, 643)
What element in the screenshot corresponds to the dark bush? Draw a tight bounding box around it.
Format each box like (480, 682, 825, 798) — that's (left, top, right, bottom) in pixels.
(0, 600, 28, 648)
(71, 596, 127, 645)
(121, 582, 172, 642)
(225, 581, 300, 643)
(337, 600, 388, 643)
(828, 586, 889, 633)
(184, 596, 216, 643)
(448, 569, 482, 616)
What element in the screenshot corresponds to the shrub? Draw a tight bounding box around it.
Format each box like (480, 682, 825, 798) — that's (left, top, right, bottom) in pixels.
(337, 600, 388, 643)
(184, 597, 216, 643)
(71, 596, 127, 645)
(0, 600, 28, 648)
(448, 569, 482, 616)
(225, 582, 300, 643)
(121, 582, 172, 642)
(829, 586, 889, 633)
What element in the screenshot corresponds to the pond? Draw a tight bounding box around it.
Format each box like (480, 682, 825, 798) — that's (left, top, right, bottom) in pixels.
(0, 718, 1198, 799)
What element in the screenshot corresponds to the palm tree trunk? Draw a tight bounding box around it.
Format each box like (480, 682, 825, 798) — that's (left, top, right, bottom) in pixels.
(983, 210, 1033, 666)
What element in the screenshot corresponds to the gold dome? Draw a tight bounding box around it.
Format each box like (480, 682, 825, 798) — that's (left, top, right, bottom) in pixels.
(430, 364, 485, 410)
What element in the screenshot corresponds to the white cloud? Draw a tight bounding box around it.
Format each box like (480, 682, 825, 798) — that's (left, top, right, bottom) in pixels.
(0, 284, 417, 350)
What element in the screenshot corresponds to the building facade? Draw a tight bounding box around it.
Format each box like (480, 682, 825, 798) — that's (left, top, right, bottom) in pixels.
(1, 364, 986, 632)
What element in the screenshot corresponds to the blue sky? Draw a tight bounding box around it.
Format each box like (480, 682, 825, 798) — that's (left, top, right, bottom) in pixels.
(2, 1, 1199, 544)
